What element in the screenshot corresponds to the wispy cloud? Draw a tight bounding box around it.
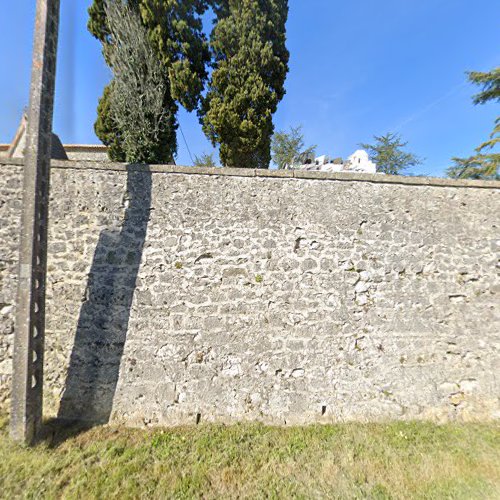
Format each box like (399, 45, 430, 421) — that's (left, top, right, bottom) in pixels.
(393, 81, 468, 132)
(393, 56, 500, 133)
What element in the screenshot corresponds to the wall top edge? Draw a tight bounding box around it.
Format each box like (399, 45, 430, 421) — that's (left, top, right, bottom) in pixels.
(1, 157, 499, 189)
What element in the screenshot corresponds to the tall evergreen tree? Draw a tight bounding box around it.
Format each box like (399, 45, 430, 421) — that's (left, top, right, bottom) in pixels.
(104, 1, 175, 163)
(447, 67, 499, 180)
(201, 0, 289, 168)
(88, 0, 210, 163)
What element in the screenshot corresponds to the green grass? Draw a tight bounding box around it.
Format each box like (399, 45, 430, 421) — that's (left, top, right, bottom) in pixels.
(1, 414, 499, 499)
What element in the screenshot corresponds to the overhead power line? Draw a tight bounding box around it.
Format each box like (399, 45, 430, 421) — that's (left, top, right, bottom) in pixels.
(179, 123, 194, 165)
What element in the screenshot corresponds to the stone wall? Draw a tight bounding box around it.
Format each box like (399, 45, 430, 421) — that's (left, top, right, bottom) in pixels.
(64, 146, 109, 162)
(1, 158, 499, 425)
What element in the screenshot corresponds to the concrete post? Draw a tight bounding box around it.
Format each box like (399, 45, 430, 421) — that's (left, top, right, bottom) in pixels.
(10, 0, 60, 445)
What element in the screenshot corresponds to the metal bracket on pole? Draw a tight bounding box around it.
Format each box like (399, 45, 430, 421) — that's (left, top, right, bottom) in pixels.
(10, 0, 60, 445)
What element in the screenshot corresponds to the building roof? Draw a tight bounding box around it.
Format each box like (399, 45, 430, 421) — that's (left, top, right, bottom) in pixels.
(0, 114, 108, 159)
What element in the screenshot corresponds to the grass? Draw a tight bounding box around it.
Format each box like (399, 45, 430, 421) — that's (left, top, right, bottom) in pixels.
(1, 414, 499, 499)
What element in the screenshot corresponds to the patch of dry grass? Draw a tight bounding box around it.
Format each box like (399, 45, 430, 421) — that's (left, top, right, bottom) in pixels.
(1, 414, 499, 499)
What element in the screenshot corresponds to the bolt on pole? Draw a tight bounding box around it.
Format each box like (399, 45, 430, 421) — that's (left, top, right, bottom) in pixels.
(10, 0, 60, 445)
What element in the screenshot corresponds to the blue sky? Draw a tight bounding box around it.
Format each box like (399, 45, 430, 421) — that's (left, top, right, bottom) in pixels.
(0, 1, 498, 176)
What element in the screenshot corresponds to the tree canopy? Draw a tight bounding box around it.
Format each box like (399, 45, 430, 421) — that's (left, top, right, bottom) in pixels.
(200, 0, 289, 169)
(360, 133, 422, 175)
(88, 0, 210, 163)
(469, 68, 500, 105)
(271, 126, 316, 169)
(447, 154, 499, 180)
(193, 152, 217, 168)
(447, 67, 499, 180)
(103, 1, 175, 163)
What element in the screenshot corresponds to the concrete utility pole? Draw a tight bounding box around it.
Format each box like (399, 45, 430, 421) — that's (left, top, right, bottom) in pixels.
(10, 0, 60, 445)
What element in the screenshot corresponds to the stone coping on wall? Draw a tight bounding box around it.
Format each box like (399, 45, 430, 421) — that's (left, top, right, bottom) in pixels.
(2, 156, 499, 189)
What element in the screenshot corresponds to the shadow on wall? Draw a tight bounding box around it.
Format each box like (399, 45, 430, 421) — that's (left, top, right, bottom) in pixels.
(58, 165, 152, 424)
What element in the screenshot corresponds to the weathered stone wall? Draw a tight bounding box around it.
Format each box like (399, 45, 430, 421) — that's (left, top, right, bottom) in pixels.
(64, 147, 109, 162)
(1, 158, 499, 424)
(0, 163, 21, 406)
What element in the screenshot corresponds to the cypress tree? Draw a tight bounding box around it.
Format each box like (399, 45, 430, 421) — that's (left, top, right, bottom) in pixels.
(201, 0, 289, 168)
(88, 0, 210, 163)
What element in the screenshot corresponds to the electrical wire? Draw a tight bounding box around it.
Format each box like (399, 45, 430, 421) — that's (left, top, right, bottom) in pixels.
(179, 123, 194, 165)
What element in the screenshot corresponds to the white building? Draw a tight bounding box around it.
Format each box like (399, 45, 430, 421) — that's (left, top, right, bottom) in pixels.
(293, 149, 378, 174)
(0, 114, 109, 162)
(344, 150, 377, 174)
